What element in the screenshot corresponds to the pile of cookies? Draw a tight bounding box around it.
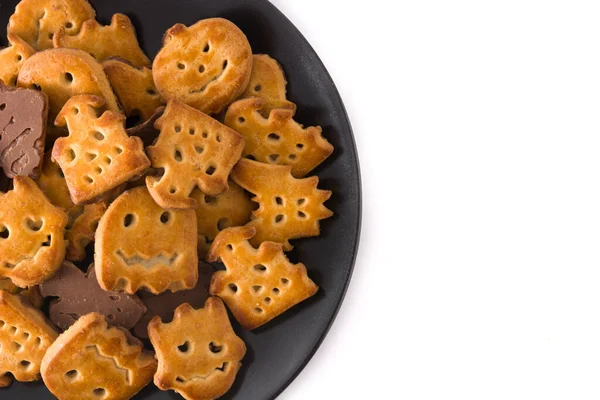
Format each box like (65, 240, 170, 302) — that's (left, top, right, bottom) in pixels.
(0, 0, 334, 399)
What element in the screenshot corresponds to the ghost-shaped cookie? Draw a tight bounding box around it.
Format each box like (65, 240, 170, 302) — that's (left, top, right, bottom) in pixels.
(148, 297, 246, 400)
(95, 186, 198, 294)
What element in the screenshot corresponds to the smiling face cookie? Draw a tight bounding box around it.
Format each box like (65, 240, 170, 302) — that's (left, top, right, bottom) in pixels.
(17, 48, 120, 123)
(7, 0, 95, 50)
(153, 18, 253, 115)
(95, 186, 198, 294)
(148, 297, 246, 400)
(0, 177, 68, 287)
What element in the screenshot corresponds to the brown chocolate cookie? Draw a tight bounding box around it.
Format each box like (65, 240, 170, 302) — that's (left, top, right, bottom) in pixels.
(0, 81, 48, 179)
(39, 262, 146, 330)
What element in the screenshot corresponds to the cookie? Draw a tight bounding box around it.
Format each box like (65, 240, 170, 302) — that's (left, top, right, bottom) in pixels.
(153, 18, 253, 114)
(0, 34, 36, 87)
(226, 97, 333, 177)
(148, 297, 246, 400)
(52, 95, 150, 204)
(0, 176, 68, 287)
(103, 58, 164, 121)
(0, 279, 43, 309)
(133, 262, 213, 339)
(208, 226, 318, 330)
(95, 186, 198, 294)
(190, 180, 254, 257)
(17, 48, 120, 124)
(7, 0, 95, 50)
(66, 201, 106, 261)
(231, 159, 333, 250)
(40, 262, 146, 331)
(54, 13, 150, 67)
(41, 312, 157, 400)
(126, 106, 164, 147)
(0, 81, 48, 179)
(240, 54, 296, 115)
(146, 98, 244, 209)
(0, 290, 58, 387)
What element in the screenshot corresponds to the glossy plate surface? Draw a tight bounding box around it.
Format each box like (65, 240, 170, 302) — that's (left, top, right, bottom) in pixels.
(0, 0, 361, 398)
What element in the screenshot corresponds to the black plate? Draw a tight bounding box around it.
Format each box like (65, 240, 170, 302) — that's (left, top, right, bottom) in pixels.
(0, 0, 361, 398)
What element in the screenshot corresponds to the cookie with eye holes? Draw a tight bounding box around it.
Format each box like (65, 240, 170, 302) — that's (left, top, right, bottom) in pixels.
(231, 159, 333, 250)
(0, 176, 68, 288)
(17, 48, 120, 124)
(148, 297, 246, 400)
(54, 13, 150, 67)
(145, 98, 244, 209)
(225, 96, 334, 177)
(103, 58, 164, 122)
(190, 180, 254, 258)
(7, 0, 95, 50)
(52, 95, 150, 205)
(95, 186, 198, 295)
(208, 226, 318, 330)
(240, 54, 296, 115)
(0, 290, 58, 387)
(0, 34, 36, 87)
(41, 312, 157, 400)
(153, 18, 253, 115)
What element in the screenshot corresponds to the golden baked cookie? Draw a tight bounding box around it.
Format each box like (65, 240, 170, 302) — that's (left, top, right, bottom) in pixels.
(103, 58, 164, 121)
(66, 202, 107, 261)
(208, 226, 318, 330)
(7, 0, 95, 50)
(0, 279, 43, 309)
(95, 186, 198, 295)
(146, 98, 244, 208)
(240, 54, 295, 115)
(148, 297, 246, 400)
(0, 290, 58, 387)
(231, 159, 333, 250)
(0, 177, 68, 287)
(17, 48, 120, 123)
(54, 13, 150, 67)
(225, 97, 333, 177)
(41, 312, 157, 400)
(190, 180, 254, 257)
(153, 18, 253, 114)
(0, 34, 36, 87)
(52, 95, 150, 204)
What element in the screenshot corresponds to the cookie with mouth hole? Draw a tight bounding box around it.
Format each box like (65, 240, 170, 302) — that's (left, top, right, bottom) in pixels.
(7, 0, 95, 50)
(0, 176, 68, 287)
(231, 159, 333, 250)
(225, 96, 334, 177)
(0, 34, 36, 87)
(146, 98, 244, 208)
(40, 263, 146, 331)
(54, 13, 150, 67)
(103, 58, 164, 122)
(95, 186, 198, 294)
(190, 180, 254, 258)
(52, 95, 150, 205)
(41, 312, 157, 400)
(17, 48, 120, 124)
(240, 54, 296, 116)
(208, 226, 318, 330)
(153, 18, 253, 115)
(148, 297, 246, 400)
(0, 290, 58, 387)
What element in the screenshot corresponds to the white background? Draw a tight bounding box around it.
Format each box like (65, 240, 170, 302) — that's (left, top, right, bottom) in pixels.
(271, 0, 600, 399)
